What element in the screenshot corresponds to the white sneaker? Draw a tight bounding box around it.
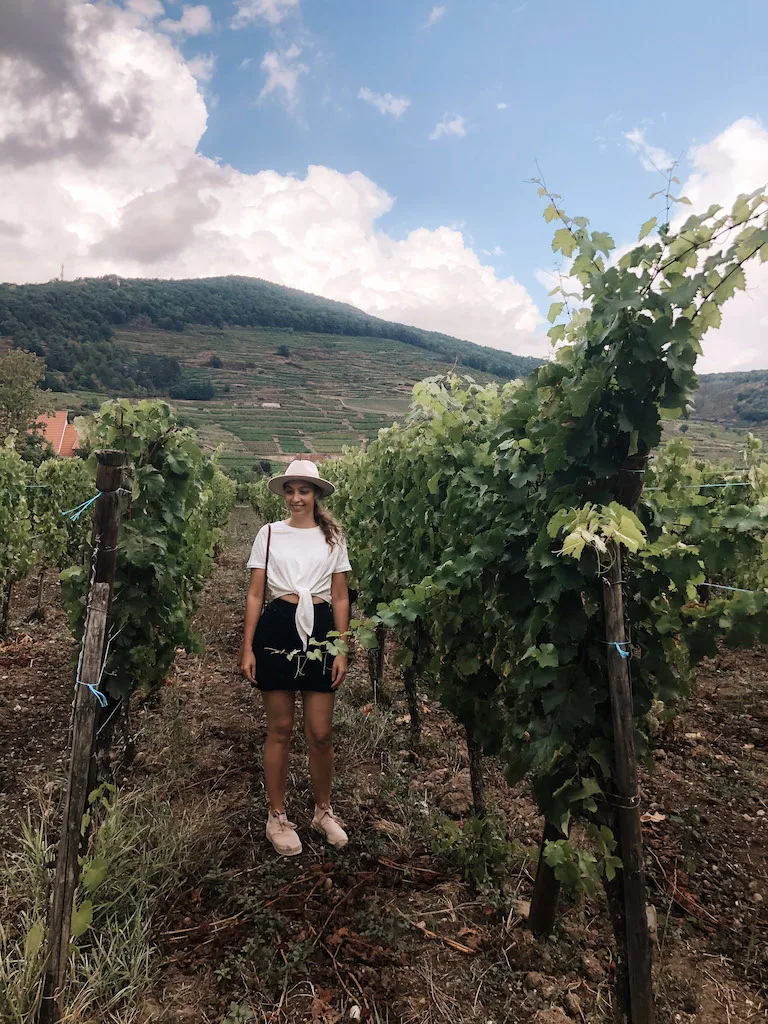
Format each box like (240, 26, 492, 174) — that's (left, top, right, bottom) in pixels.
(266, 811, 302, 857)
(312, 805, 348, 848)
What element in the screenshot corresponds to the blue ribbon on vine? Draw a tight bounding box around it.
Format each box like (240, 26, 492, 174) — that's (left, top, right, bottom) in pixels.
(62, 493, 101, 521)
(604, 640, 631, 659)
(645, 481, 752, 492)
(704, 582, 759, 595)
(77, 679, 108, 707)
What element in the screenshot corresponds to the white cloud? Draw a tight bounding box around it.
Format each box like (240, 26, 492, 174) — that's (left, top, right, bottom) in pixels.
(624, 126, 674, 174)
(497, 102, 508, 111)
(187, 52, 216, 83)
(676, 118, 768, 373)
(239, 57, 253, 69)
(159, 4, 213, 36)
(0, 0, 545, 360)
(231, 0, 299, 28)
(425, 4, 446, 27)
(358, 87, 410, 119)
(125, 0, 165, 19)
(538, 118, 768, 373)
(429, 114, 466, 141)
(259, 45, 308, 111)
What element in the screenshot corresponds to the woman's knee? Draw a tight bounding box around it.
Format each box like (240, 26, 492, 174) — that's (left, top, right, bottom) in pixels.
(267, 718, 294, 745)
(305, 723, 333, 751)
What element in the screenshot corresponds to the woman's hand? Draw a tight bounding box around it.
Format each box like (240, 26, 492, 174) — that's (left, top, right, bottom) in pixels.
(331, 654, 348, 690)
(240, 649, 257, 684)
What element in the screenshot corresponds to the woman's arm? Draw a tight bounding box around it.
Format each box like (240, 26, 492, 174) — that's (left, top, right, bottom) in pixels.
(240, 568, 266, 682)
(330, 571, 350, 690)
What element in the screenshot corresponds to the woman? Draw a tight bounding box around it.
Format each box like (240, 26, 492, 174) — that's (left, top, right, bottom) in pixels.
(240, 459, 352, 857)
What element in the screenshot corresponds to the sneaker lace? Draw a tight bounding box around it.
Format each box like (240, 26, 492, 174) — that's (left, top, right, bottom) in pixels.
(275, 813, 297, 831)
(319, 807, 345, 827)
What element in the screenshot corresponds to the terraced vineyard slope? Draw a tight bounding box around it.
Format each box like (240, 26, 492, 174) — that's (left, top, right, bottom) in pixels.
(115, 325, 507, 472)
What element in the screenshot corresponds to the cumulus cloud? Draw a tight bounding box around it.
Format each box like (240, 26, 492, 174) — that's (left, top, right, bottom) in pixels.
(124, 0, 165, 19)
(425, 4, 446, 27)
(0, 0, 545, 359)
(159, 3, 213, 36)
(231, 0, 299, 28)
(358, 87, 410, 119)
(677, 118, 768, 373)
(259, 45, 308, 111)
(625, 126, 674, 174)
(497, 102, 508, 111)
(429, 114, 466, 141)
(187, 52, 216, 83)
(538, 118, 768, 372)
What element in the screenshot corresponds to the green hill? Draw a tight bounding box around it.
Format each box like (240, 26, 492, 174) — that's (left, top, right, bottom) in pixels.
(113, 323, 513, 473)
(0, 275, 540, 386)
(0, 275, 543, 473)
(694, 369, 768, 425)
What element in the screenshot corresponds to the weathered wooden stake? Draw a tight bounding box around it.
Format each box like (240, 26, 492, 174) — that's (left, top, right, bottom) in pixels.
(367, 623, 387, 702)
(603, 544, 654, 1024)
(39, 451, 126, 1024)
(1, 579, 13, 636)
(529, 820, 563, 937)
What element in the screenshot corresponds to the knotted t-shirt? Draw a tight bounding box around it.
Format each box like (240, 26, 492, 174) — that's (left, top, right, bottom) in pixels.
(247, 522, 352, 650)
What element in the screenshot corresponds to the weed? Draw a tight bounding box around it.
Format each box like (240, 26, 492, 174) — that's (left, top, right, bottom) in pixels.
(0, 784, 222, 1023)
(334, 698, 397, 760)
(425, 809, 520, 890)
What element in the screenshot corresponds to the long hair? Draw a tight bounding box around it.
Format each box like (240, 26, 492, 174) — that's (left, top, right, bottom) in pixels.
(313, 491, 343, 548)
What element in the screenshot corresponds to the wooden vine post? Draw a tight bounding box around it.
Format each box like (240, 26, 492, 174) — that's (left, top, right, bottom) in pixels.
(367, 622, 387, 702)
(39, 450, 126, 1024)
(528, 821, 563, 937)
(603, 541, 654, 1024)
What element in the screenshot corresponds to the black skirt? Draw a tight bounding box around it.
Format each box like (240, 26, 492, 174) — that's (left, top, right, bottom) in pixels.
(253, 598, 336, 693)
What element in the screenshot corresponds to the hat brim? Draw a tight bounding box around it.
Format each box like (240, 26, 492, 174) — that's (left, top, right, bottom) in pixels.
(268, 475, 335, 497)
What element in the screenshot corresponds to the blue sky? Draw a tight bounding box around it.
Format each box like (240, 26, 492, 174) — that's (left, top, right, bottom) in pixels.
(189, 0, 768, 306)
(3, 0, 768, 370)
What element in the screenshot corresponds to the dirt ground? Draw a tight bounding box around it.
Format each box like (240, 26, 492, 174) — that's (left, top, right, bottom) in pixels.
(1, 505, 766, 1023)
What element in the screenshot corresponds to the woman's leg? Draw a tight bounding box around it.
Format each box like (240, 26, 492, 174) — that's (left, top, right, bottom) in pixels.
(302, 691, 335, 808)
(262, 690, 296, 812)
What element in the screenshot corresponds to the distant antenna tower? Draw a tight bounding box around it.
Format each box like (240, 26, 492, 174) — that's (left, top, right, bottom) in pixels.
(60, 263, 64, 282)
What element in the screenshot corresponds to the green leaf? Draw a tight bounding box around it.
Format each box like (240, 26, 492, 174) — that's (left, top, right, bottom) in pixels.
(591, 231, 615, 254)
(71, 900, 93, 940)
(543, 203, 559, 223)
(547, 302, 564, 324)
(427, 471, 441, 495)
(638, 216, 657, 240)
(81, 855, 109, 893)
(548, 324, 566, 345)
(24, 920, 45, 960)
(552, 228, 578, 258)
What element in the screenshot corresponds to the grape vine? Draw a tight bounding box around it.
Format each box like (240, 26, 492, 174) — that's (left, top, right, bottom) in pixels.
(61, 400, 235, 699)
(328, 184, 768, 845)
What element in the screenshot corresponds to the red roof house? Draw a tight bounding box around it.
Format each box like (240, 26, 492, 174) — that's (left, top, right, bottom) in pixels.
(36, 411, 79, 457)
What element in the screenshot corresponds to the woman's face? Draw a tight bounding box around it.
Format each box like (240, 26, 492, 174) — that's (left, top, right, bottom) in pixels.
(283, 481, 317, 515)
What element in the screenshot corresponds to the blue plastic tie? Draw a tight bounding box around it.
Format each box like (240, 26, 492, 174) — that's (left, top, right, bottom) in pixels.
(704, 582, 759, 595)
(604, 641, 631, 659)
(62, 493, 100, 521)
(77, 680, 108, 707)
(645, 482, 751, 492)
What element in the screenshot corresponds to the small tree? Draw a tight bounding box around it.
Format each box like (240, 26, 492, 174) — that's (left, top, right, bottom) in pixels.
(0, 350, 54, 439)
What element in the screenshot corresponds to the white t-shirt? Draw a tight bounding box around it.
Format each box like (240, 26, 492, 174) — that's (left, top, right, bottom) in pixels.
(247, 521, 352, 651)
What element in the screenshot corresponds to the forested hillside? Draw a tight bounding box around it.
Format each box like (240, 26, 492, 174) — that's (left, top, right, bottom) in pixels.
(696, 368, 768, 424)
(0, 275, 540, 391)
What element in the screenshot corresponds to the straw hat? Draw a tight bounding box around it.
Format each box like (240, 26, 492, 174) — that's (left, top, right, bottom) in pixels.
(268, 459, 335, 497)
